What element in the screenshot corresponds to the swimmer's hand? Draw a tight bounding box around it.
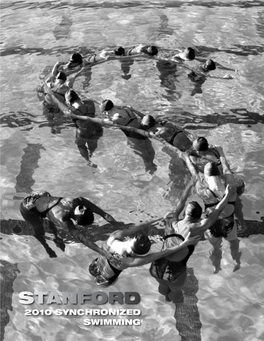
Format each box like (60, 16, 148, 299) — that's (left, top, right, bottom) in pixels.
(182, 232, 200, 246)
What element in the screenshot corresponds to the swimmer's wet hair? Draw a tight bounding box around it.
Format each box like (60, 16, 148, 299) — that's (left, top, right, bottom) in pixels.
(193, 137, 209, 151)
(115, 46, 125, 56)
(185, 201, 202, 219)
(204, 162, 220, 176)
(100, 99, 114, 112)
(56, 71, 67, 81)
(75, 206, 94, 226)
(70, 53, 83, 65)
(65, 89, 79, 104)
(132, 235, 151, 255)
(204, 59, 216, 71)
(185, 47, 195, 61)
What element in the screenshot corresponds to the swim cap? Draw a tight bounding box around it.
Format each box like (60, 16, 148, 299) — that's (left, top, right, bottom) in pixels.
(100, 99, 114, 112)
(65, 89, 79, 104)
(132, 235, 151, 255)
(204, 162, 220, 176)
(114, 46, 125, 56)
(185, 201, 202, 219)
(70, 53, 83, 65)
(75, 206, 94, 226)
(141, 115, 156, 129)
(193, 137, 209, 151)
(185, 47, 195, 61)
(56, 71, 67, 81)
(204, 59, 216, 71)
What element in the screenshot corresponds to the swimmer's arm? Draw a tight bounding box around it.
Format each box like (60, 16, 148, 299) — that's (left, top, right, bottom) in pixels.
(69, 228, 108, 258)
(126, 106, 146, 119)
(51, 61, 63, 77)
(215, 146, 236, 184)
(80, 198, 121, 228)
(120, 233, 200, 268)
(173, 179, 194, 220)
(68, 113, 109, 125)
(181, 153, 203, 186)
(112, 218, 162, 240)
(189, 184, 236, 234)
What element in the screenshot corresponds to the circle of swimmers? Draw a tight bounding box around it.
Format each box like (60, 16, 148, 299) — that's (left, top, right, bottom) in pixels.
(21, 43, 244, 304)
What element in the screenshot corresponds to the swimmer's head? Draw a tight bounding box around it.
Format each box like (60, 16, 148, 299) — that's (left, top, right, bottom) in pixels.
(68, 53, 83, 67)
(185, 201, 202, 220)
(204, 162, 224, 192)
(114, 46, 125, 56)
(65, 89, 79, 105)
(145, 45, 158, 56)
(74, 205, 94, 226)
(141, 115, 157, 129)
(130, 235, 151, 255)
(204, 162, 220, 177)
(203, 59, 216, 71)
(56, 71, 67, 82)
(183, 47, 195, 61)
(193, 137, 209, 154)
(100, 99, 114, 113)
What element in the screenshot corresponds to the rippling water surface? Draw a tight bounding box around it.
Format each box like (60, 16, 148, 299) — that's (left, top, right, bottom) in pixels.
(1, 1, 264, 340)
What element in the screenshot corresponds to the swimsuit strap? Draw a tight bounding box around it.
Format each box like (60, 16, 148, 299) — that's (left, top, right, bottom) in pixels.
(168, 130, 183, 145)
(163, 233, 185, 242)
(40, 197, 63, 217)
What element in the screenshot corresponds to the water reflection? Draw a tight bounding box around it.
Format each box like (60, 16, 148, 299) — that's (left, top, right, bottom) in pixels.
(52, 14, 73, 40)
(174, 267, 202, 341)
(0, 260, 20, 341)
(15, 143, 45, 195)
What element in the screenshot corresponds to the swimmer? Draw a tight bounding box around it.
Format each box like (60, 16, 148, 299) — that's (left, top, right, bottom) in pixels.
(20, 191, 121, 258)
(65, 89, 103, 167)
(89, 218, 200, 287)
(150, 178, 235, 302)
(182, 149, 243, 273)
(132, 112, 193, 152)
(100, 99, 157, 174)
(188, 136, 222, 173)
(114, 44, 159, 57)
(188, 59, 234, 81)
(43, 71, 70, 113)
(157, 47, 196, 65)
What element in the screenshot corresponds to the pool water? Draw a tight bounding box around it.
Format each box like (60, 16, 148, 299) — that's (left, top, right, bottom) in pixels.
(1, 1, 264, 340)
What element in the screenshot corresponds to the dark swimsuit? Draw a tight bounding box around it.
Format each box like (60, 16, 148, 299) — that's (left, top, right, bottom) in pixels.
(120, 108, 147, 140)
(149, 233, 195, 283)
(89, 256, 123, 287)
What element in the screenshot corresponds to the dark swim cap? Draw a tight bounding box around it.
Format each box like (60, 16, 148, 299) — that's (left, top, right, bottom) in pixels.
(56, 71, 67, 81)
(75, 206, 94, 226)
(65, 89, 79, 104)
(204, 162, 220, 176)
(70, 53, 83, 65)
(132, 235, 151, 255)
(185, 47, 195, 61)
(204, 59, 216, 71)
(100, 99, 114, 112)
(146, 46, 158, 56)
(115, 46, 125, 56)
(193, 137, 209, 151)
(185, 201, 202, 219)
(141, 115, 156, 129)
